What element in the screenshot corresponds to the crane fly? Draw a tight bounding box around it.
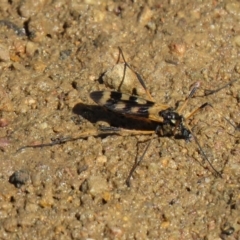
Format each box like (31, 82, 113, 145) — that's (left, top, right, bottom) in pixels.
(17, 47, 238, 187)
(89, 48, 237, 186)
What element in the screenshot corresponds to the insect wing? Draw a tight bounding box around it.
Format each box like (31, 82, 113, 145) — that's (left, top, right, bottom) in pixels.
(90, 91, 169, 122)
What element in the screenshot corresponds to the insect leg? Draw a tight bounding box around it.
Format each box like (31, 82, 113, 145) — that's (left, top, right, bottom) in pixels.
(126, 138, 153, 187)
(118, 47, 154, 101)
(204, 79, 238, 96)
(206, 103, 238, 130)
(17, 127, 156, 154)
(185, 103, 238, 130)
(99, 126, 156, 136)
(184, 102, 232, 177)
(17, 129, 104, 152)
(190, 130, 222, 178)
(125, 126, 162, 187)
(184, 102, 209, 120)
(178, 80, 237, 116)
(184, 103, 237, 177)
(100, 125, 159, 186)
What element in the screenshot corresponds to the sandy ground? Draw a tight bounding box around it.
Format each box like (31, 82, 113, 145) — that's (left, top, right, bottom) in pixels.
(0, 0, 239, 239)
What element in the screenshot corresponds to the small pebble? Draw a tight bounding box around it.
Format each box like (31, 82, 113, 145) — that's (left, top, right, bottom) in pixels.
(3, 217, 18, 232)
(87, 175, 108, 197)
(0, 118, 9, 127)
(9, 169, 30, 188)
(232, 35, 240, 47)
(0, 137, 10, 150)
(103, 63, 146, 96)
(0, 43, 10, 61)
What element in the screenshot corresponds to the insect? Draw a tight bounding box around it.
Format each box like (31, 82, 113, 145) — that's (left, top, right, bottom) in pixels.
(18, 47, 238, 187)
(89, 48, 238, 186)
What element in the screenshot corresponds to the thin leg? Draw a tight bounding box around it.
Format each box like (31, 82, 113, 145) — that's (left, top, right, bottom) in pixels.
(125, 125, 162, 187)
(118, 47, 154, 101)
(190, 131, 222, 178)
(99, 126, 156, 136)
(204, 79, 238, 96)
(17, 128, 156, 152)
(179, 122, 222, 178)
(185, 102, 209, 120)
(206, 103, 238, 130)
(185, 102, 238, 130)
(126, 138, 153, 187)
(184, 101, 238, 177)
(16, 129, 102, 152)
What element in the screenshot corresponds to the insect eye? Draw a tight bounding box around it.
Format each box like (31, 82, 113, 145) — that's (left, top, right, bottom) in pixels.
(159, 109, 172, 118)
(160, 110, 178, 120)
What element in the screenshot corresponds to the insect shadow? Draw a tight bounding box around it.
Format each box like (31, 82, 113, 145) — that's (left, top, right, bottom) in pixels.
(72, 103, 162, 132)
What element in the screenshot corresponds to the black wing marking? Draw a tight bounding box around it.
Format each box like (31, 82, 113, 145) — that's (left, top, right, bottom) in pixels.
(90, 91, 170, 121)
(90, 91, 153, 116)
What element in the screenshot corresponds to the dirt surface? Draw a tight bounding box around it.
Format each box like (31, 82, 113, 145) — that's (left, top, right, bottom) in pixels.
(0, 0, 239, 239)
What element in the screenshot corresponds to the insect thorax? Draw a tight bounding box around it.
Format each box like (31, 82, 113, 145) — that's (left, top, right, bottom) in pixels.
(158, 108, 192, 141)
